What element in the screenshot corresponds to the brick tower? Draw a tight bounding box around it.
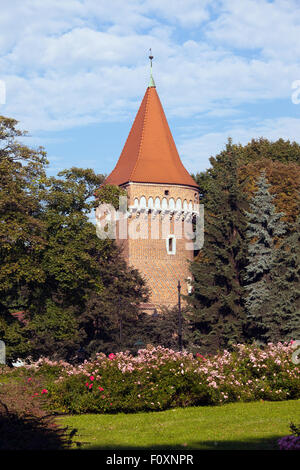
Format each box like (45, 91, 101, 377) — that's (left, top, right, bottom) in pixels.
(102, 57, 199, 312)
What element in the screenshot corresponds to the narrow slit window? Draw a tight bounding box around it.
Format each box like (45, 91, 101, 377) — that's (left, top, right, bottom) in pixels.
(166, 235, 176, 255)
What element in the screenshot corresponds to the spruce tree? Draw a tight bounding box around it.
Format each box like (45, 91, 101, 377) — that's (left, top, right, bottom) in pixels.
(268, 216, 300, 342)
(243, 172, 286, 341)
(187, 139, 248, 353)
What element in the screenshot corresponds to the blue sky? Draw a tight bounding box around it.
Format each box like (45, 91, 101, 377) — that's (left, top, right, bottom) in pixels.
(1, 0, 300, 178)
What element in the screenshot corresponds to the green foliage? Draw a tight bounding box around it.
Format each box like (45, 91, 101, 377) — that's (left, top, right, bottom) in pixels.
(0, 116, 47, 301)
(234, 137, 300, 165)
(94, 183, 127, 210)
(27, 301, 80, 359)
(267, 217, 300, 342)
(121, 306, 192, 354)
(0, 117, 148, 361)
(243, 172, 287, 341)
(2, 342, 298, 415)
(191, 137, 300, 350)
(187, 139, 248, 353)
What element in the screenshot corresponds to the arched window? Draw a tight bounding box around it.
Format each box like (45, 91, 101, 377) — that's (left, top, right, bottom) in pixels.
(140, 196, 147, 209)
(154, 197, 161, 209)
(162, 197, 168, 210)
(169, 198, 175, 210)
(183, 199, 188, 211)
(134, 198, 139, 208)
(175, 198, 182, 210)
(148, 197, 154, 209)
(188, 200, 193, 212)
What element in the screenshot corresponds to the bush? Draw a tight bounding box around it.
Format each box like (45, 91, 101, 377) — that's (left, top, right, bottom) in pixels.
(0, 377, 78, 450)
(1, 342, 299, 415)
(278, 423, 300, 450)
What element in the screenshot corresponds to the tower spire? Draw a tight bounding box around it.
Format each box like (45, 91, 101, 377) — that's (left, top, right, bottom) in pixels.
(148, 48, 156, 88)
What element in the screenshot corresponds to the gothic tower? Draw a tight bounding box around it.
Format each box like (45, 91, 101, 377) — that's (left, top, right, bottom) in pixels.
(102, 59, 199, 312)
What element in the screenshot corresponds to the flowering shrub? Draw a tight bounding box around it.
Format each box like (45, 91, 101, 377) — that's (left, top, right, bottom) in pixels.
(278, 423, 300, 450)
(1, 342, 299, 414)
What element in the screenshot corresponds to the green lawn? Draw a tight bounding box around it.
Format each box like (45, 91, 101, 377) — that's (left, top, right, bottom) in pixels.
(58, 399, 299, 450)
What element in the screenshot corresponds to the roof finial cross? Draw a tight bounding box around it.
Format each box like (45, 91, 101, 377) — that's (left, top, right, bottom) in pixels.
(148, 48, 156, 88)
(149, 48, 154, 68)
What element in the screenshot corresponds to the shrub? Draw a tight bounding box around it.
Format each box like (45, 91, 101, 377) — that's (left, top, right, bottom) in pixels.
(0, 378, 78, 450)
(1, 342, 299, 415)
(278, 423, 300, 450)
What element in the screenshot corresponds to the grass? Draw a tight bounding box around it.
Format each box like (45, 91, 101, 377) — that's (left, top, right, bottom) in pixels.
(58, 399, 299, 450)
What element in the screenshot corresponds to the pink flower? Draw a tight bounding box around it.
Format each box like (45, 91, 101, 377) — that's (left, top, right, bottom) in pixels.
(89, 383, 93, 389)
(98, 386, 104, 391)
(85, 382, 89, 387)
(108, 353, 116, 360)
(41, 389, 48, 394)
(27, 378, 32, 382)
(90, 375, 95, 381)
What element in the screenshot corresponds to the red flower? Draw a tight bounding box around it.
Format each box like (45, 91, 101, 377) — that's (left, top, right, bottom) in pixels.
(98, 386, 104, 391)
(90, 375, 95, 381)
(41, 389, 48, 394)
(89, 383, 93, 389)
(108, 353, 116, 360)
(196, 353, 206, 361)
(85, 382, 89, 387)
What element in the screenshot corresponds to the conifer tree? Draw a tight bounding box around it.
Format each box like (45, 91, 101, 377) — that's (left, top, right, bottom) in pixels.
(187, 139, 248, 353)
(243, 172, 286, 341)
(267, 216, 300, 342)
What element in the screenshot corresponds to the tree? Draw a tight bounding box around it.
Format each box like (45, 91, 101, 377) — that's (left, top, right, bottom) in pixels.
(239, 158, 300, 227)
(234, 137, 300, 165)
(267, 217, 300, 342)
(26, 170, 148, 360)
(187, 139, 248, 353)
(0, 116, 149, 361)
(243, 172, 286, 341)
(0, 116, 48, 360)
(0, 116, 48, 303)
(77, 243, 149, 357)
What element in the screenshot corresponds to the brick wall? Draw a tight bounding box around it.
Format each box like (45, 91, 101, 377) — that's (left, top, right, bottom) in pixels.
(115, 182, 199, 309)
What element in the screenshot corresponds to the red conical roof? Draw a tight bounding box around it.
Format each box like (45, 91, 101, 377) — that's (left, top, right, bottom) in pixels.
(104, 86, 198, 188)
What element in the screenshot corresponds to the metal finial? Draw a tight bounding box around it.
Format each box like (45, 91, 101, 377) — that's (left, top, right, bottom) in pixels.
(148, 48, 156, 88)
(149, 48, 154, 67)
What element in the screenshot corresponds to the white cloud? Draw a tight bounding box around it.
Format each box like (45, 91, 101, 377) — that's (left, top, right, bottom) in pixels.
(178, 116, 300, 173)
(207, 0, 300, 61)
(0, 0, 300, 154)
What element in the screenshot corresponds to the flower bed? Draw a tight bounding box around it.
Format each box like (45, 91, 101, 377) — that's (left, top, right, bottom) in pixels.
(278, 423, 300, 450)
(1, 342, 299, 414)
